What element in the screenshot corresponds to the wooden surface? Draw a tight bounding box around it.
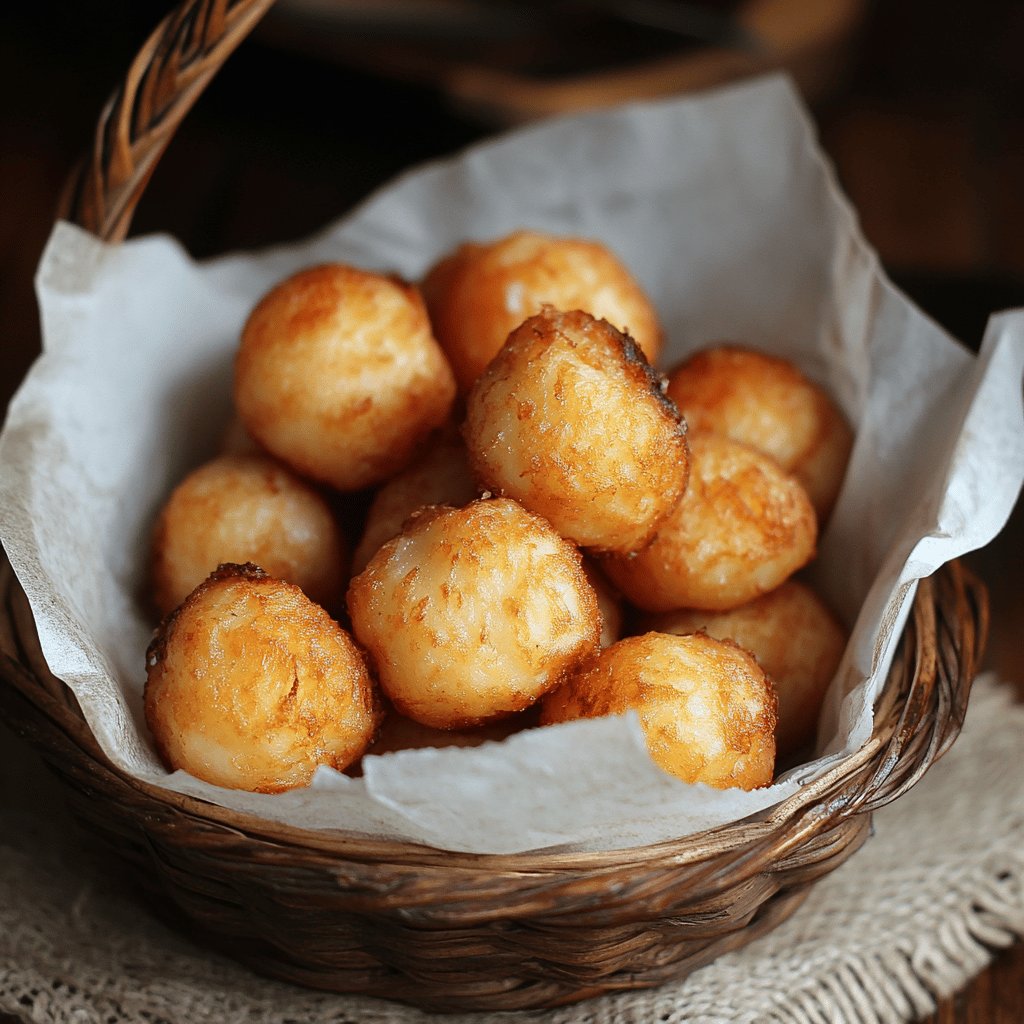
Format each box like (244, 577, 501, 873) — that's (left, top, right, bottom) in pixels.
(1, 1, 1022, 1019)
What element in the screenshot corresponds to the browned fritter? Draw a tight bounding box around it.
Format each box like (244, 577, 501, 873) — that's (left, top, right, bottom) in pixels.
(235, 263, 456, 491)
(145, 564, 382, 793)
(600, 433, 817, 612)
(347, 497, 600, 730)
(150, 454, 347, 617)
(463, 307, 689, 554)
(643, 580, 847, 759)
(666, 345, 853, 520)
(541, 632, 777, 790)
(422, 230, 663, 389)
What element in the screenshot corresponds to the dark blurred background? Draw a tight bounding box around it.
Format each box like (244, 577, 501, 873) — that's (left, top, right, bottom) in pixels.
(1, 2, 1023, 1019)
(3, 0, 1023, 372)
(4, 0, 1024, 355)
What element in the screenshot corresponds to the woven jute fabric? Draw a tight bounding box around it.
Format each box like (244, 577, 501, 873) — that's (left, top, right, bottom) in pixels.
(2, 674, 1023, 1024)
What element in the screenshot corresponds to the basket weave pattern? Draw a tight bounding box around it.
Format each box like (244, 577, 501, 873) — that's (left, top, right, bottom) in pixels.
(0, 0, 990, 1011)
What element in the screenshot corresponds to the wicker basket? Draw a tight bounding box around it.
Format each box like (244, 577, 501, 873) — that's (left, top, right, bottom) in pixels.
(0, 0, 990, 1013)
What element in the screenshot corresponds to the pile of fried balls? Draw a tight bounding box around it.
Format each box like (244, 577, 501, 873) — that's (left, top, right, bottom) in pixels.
(144, 230, 853, 795)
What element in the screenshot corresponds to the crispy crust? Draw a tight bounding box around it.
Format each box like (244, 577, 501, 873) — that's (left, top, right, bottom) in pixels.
(601, 433, 817, 612)
(463, 307, 689, 554)
(422, 230, 663, 390)
(644, 580, 847, 759)
(150, 455, 347, 617)
(145, 563, 381, 792)
(235, 263, 456, 492)
(347, 497, 601, 729)
(351, 424, 479, 575)
(541, 632, 777, 790)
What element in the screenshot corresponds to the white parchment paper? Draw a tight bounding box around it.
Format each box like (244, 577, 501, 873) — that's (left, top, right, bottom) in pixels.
(2, 75, 1022, 854)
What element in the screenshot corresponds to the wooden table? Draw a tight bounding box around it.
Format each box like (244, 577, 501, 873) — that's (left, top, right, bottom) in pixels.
(1, 2, 1022, 1019)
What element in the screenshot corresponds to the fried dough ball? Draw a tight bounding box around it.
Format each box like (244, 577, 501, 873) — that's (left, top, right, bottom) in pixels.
(145, 564, 381, 793)
(235, 264, 456, 491)
(351, 425, 478, 574)
(347, 497, 600, 729)
(422, 230, 662, 389)
(151, 454, 347, 617)
(601, 434, 816, 612)
(666, 345, 853, 520)
(644, 581, 846, 759)
(464, 308, 688, 553)
(541, 633, 776, 789)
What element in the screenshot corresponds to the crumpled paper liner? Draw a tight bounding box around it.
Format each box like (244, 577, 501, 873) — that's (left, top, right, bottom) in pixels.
(1, 74, 1022, 853)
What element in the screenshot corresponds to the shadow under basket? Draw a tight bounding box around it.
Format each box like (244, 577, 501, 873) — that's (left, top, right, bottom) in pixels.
(0, 0, 990, 1013)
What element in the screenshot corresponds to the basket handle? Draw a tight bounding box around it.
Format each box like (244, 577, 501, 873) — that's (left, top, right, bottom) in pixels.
(58, 0, 276, 244)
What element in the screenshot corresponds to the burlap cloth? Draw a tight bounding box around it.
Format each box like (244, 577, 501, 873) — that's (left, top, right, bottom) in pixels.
(3, 673, 1023, 1024)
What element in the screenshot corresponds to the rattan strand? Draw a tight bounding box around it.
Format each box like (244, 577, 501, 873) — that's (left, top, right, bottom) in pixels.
(0, 0, 991, 1010)
(59, 0, 275, 245)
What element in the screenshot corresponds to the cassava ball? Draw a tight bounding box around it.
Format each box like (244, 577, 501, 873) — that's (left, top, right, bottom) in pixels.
(151, 454, 346, 617)
(235, 263, 456, 491)
(351, 425, 478, 575)
(347, 497, 600, 729)
(666, 345, 853, 520)
(145, 564, 381, 793)
(422, 229, 662, 389)
(643, 581, 846, 759)
(541, 632, 776, 789)
(601, 433, 816, 612)
(463, 307, 688, 554)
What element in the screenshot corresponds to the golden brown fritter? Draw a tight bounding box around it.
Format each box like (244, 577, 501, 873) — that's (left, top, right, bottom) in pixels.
(347, 497, 600, 729)
(541, 632, 777, 790)
(422, 230, 662, 389)
(145, 564, 382, 792)
(601, 433, 817, 612)
(463, 307, 688, 554)
(235, 263, 456, 491)
(643, 580, 847, 759)
(150, 454, 347, 617)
